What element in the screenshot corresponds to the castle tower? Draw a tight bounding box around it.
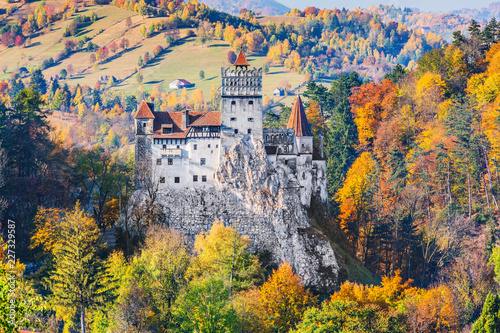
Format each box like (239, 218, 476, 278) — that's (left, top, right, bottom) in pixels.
(134, 100, 155, 188)
(220, 51, 263, 148)
(287, 96, 313, 154)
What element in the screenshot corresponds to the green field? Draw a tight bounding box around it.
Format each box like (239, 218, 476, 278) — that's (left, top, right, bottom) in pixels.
(0, 4, 307, 108)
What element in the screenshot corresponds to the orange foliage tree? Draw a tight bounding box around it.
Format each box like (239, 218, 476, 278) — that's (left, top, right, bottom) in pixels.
(259, 262, 316, 332)
(348, 79, 398, 147)
(405, 285, 460, 333)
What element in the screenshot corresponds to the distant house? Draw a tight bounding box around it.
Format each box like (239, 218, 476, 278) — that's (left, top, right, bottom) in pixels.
(19, 67, 29, 77)
(273, 88, 284, 96)
(420, 26, 431, 34)
(169, 79, 195, 90)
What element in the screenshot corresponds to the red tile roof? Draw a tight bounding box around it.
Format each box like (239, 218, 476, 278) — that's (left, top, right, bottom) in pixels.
(233, 50, 250, 67)
(134, 100, 155, 119)
(287, 96, 312, 137)
(152, 110, 221, 139)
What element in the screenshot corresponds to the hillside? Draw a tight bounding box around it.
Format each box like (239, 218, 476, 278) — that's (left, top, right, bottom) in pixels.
(201, 0, 290, 16)
(0, 4, 304, 107)
(364, 5, 471, 41)
(452, 1, 500, 23)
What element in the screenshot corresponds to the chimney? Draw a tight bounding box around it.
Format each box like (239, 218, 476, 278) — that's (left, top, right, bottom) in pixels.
(319, 133, 324, 159)
(181, 109, 190, 130)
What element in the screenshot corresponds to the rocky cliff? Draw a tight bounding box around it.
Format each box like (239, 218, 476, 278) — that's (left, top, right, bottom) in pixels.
(127, 137, 340, 291)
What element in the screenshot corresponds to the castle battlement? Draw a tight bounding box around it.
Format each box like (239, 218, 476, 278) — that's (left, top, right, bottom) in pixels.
(134, 51, 327, 205)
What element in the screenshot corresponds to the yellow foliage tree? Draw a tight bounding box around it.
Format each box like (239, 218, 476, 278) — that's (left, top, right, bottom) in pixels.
(31, 207, 65, 257)
(330, 270, 415, 309)
(180, 88, 188, 105)
(166, 91, 180, 107)
(187, 220, 262, 292)
(335, 152, 377, 257)
(189, 88, 206, 111)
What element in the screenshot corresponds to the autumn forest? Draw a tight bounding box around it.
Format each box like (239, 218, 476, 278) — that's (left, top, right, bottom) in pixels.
(2, 0, 500, 331)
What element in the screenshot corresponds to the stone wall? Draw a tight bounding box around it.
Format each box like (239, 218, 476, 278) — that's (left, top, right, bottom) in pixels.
(127, 137, 338, 291)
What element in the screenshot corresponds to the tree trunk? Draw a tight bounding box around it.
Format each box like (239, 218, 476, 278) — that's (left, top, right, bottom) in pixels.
(482, 146, 499, 210)
(465, 150, 472, 220)
(420, 154, 432, 223)
(81, 305, 86, 333)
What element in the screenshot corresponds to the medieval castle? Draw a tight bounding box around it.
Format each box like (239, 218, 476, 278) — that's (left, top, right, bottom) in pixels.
(134, 51, 327, 206)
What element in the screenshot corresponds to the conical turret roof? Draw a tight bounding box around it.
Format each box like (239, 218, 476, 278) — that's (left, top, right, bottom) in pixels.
(134, 100, 155, 119)
(287, 96, 312, 137)
(233, 50, 250, 67)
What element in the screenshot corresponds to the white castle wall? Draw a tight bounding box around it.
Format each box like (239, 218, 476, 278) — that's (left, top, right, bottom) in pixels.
(152, 137, 221, 189)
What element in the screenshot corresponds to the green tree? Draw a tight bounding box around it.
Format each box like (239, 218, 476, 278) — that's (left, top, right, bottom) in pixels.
(29, 69, 47, 94)
(73, 146, 130, 229)
(325, 99, 359, 207)
(137, 55, 143, 67)
(174, 278, 238, 333)
(8, 78, 25, 98)
(49, 202, 108, 333)
(59, 68, 67, 80)
(133, 226, 190, 329)
(136, 71, 143, 84)
(50, 88, 69, 111)
(384, 64, 407, 84)
(472, 292, 500, 333)
(199, 70, 205, 81)
(292, 300, 408, 333)
(137, 0, 147, 18)
(2, 88, 50, 178)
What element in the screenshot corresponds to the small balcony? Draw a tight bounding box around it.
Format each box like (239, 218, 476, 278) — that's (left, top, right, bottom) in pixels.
(161, 148, 182, 157)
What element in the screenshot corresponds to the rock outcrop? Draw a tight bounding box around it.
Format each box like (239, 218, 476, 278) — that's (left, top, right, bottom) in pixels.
(127, 137, 339, 291)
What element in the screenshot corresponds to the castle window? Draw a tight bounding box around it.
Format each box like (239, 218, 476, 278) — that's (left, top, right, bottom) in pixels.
(156, 158, 162, 165)
(162, 127, 172, 134)
(194, 144, 197, 150)
(177, 145, 180, 149)
(160, 177, 165, 183)
(302, 144, 305, 148)
(208, 144, 211, 148)
(193, 175, 198, 182)
(231, 101, 236, 105)
(168, 158, 173, 165)
(234, 129, 239, 134)
(247, 129, 252, 134)
(216, 144, 218, 148)
(284, 159, 288, 165)
(163, 144, 167, 149)
(174, 177, 180, 183)
(249, 101, 253, 105)
(200, 158, 206, 165)
(143, 123, 146, 127)
(302, 172, 306, 179)
(230, 117, 236, 121)
(248, 118, 254, 122)
(202, 175, 207, 182)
